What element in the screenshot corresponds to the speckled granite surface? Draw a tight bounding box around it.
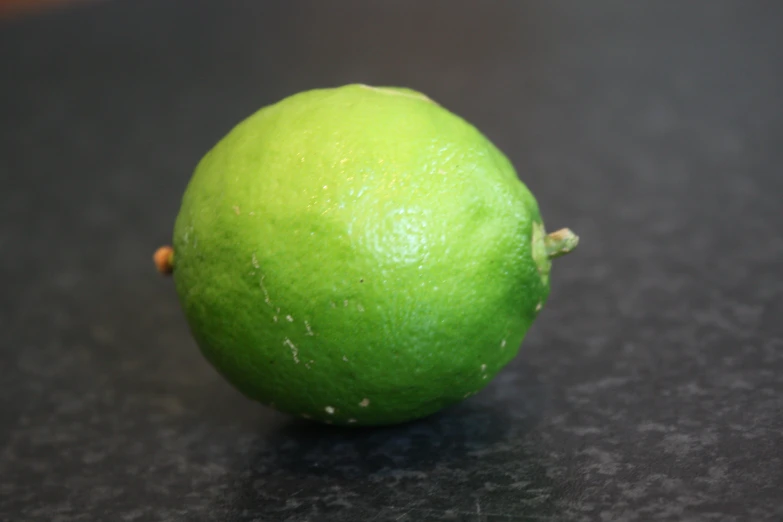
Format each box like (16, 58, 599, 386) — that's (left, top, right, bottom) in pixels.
(1, 1, 782, 520)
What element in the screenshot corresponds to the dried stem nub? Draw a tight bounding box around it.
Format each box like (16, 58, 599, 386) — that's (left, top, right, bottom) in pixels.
(544, 229, 579, 259)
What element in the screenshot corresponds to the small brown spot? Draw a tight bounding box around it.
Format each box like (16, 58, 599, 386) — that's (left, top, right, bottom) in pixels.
(153, 246, 174, 275)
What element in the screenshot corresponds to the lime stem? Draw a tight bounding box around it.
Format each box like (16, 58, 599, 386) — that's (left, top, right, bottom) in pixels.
(544, 229, 579, 259)
(154, 246, 175, 275)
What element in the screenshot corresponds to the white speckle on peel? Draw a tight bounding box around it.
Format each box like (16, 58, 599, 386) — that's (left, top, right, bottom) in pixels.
(251, 253, 259, 269)
(305, 321, 314, 336)
(249, 211, 255, 216)
(356, 304, 365, 312)
(283, 338, 299, 363)
(536, 302, 543, 312)
(232, 205, 240, 215)
(325, 406, 335, 414)
(330, 302, 336, 308)
(500, 339, 506, 348)
(348, 418, 357, 424)
(286, 315, 294, 322)
(342, 355, 349, 362)
(481, 364, 487, 372)
(343, 300, 348, 307)
(273, 316, 278, 322)
(359, 398, 370, 407)
(259, 275, 272, 306)
(482, 375, 488, 380)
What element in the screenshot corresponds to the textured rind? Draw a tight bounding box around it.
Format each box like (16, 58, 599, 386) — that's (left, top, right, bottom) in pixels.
(172, 84, 548, 425)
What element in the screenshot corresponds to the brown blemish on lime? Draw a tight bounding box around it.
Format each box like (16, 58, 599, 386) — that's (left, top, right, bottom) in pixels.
(154, 246, 174, 275)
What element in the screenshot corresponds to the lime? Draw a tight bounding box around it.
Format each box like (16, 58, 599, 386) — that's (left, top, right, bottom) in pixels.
(156, 84, 577, 426)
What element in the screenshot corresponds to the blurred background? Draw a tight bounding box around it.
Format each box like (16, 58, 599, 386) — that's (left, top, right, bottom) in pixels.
(1, 1, 782, 521)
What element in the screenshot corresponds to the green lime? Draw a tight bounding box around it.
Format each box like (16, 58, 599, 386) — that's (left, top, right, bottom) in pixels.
(157, 84, 577, 426)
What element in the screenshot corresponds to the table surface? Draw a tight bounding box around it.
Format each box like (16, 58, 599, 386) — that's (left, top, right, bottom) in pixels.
(2, 1, 782, 521)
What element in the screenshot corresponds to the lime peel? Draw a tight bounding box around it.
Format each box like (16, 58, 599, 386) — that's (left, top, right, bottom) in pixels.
(155, 84, 578, 426)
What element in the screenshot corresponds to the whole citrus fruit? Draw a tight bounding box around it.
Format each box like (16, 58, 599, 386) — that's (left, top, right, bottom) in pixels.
(156, 84, 577, 426)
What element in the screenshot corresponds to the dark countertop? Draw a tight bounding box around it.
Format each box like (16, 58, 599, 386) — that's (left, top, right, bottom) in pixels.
(2, 1, 782, 520)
